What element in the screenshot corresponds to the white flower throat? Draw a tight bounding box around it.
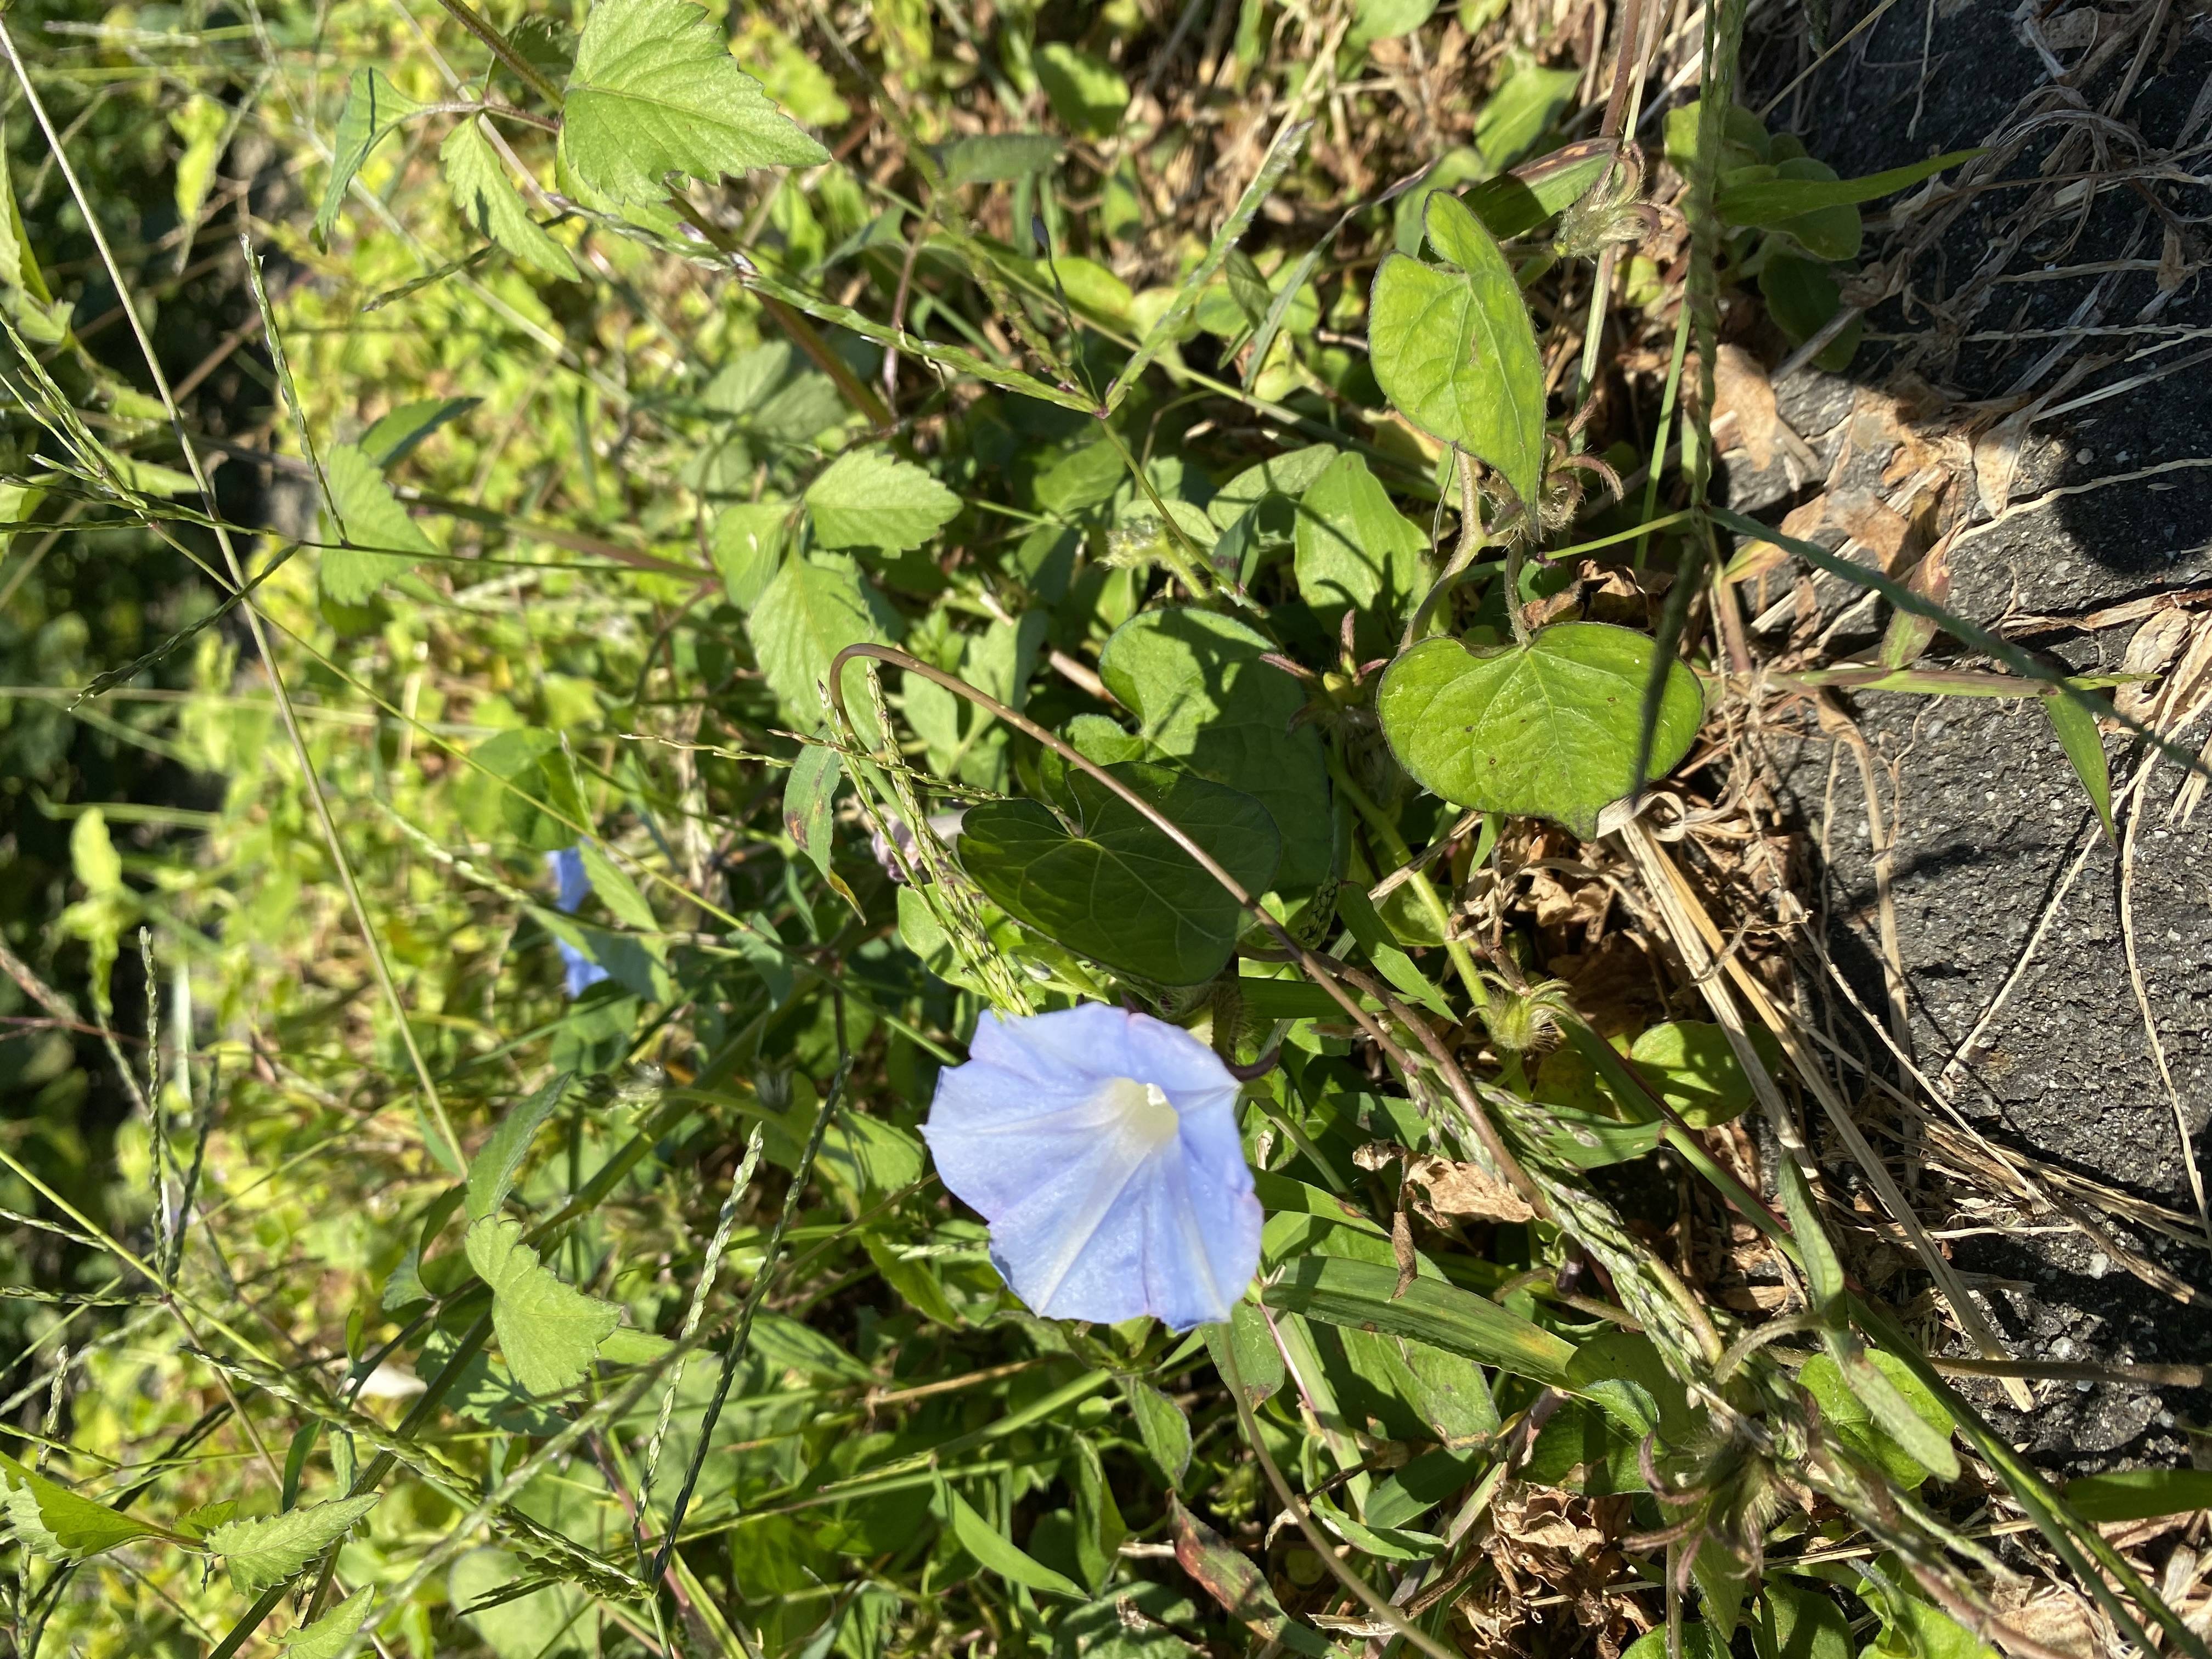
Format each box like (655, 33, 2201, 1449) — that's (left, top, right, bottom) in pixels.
(1097, 1076, 1181, 1150)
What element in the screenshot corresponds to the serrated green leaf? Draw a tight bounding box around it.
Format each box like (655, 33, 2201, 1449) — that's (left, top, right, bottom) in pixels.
(1376, 622, 1705, 837)
(746, 552, 901, 744)
(1261, 1255, 1575, 1384)
(1293, 449, 1430, 622)
(178, 1498, 240, 1537)
(317, 69, 424, 242)
(1369, 190, 1547, 511)
(466, 1071, 574, 1223)
(804, 449, 961, 552)
(207, 1493, 381, 1593)
(941, 1479, 1085, 1597)
(1096, 607, 1333, 891)
(0, 1452, 170, 1561)
(558, 0, 827, 208)
(959, 760, 1279, 987)
(279, 1585, 377, 1658)
(465, 1216, 622, 1396)
(441, 116, 577, 281)
(321, 442, 437, 604)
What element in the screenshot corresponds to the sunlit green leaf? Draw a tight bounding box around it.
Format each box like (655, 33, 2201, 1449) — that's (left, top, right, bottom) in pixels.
(1034, 43, 1128, 138)
(441, 116, 577, 281)
(2061, 1468, 2212, 1523)
(746, 552, 901, 742)
(1753, 1578, 1853, 1659)
(2042, 690, 2115, 843)
(1369, 190, 1546, 510)
(558, 0, 827, 208)
(465, 1216, 622, 1396)
(466, 1071, 574, 1223)
(1261, 1255, 1575, 1384)
(1293, 449, 1430, 622)
(1799, 1348, 1955, 1488)
(320, 442, 437, 604)
(1378, 622, 1704, 836)
(805, 449, 961, 551)
(316, 69, 423, 242)
(1716, 148, 1979, 225)
(278, 1586, 377, 1658)
(1124, 1379, 1192, 1488)
(0, 1453, 170, 1562)
(941, 1479, 1085, 1597)
(207, 1493, 381, 1593)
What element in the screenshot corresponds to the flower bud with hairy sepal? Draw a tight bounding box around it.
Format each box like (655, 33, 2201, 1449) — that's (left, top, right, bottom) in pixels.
(1553, 145, 1659, 263)
(1480, 975, 1576, 1055)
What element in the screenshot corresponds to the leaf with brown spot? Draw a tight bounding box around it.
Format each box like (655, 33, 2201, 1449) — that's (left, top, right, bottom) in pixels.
(1168, 1499, 1332, 1655)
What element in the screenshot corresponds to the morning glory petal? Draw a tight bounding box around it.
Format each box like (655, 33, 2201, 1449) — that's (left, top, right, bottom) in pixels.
(547, 845, 591, 914)
(560, 939, 611, 997)
(922, 1007, 1262, 1329)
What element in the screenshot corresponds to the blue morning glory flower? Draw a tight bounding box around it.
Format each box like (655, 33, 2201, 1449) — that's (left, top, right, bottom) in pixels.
(545, 846, 610, 996)
(921, 1006, 1262, 1329)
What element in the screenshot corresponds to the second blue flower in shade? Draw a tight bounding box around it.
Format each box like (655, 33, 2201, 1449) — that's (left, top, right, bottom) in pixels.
(921, 1005, 1262, 1330)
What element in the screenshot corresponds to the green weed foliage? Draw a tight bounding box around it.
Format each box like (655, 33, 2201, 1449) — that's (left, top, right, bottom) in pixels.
(0, 1, 2181, 1658)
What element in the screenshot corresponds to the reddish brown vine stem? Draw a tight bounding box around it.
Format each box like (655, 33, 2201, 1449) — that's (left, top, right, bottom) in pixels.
(827, 642, 1547, 1214)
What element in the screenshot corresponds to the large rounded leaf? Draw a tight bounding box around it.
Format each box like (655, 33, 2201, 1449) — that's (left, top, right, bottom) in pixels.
(957, 762, 1279, 987)
(1375, 622, 1703, 836)
(1368, 191, 1546, 512)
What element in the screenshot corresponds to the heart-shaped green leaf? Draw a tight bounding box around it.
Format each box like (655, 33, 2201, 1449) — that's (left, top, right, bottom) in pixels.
(957, 761, 1279, 986)
(1368, 190, 1546, 511)
(1293, 450, 1430, 623)
(1095, 608, 1332, 891)
(1376, 622, 1703, 836)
